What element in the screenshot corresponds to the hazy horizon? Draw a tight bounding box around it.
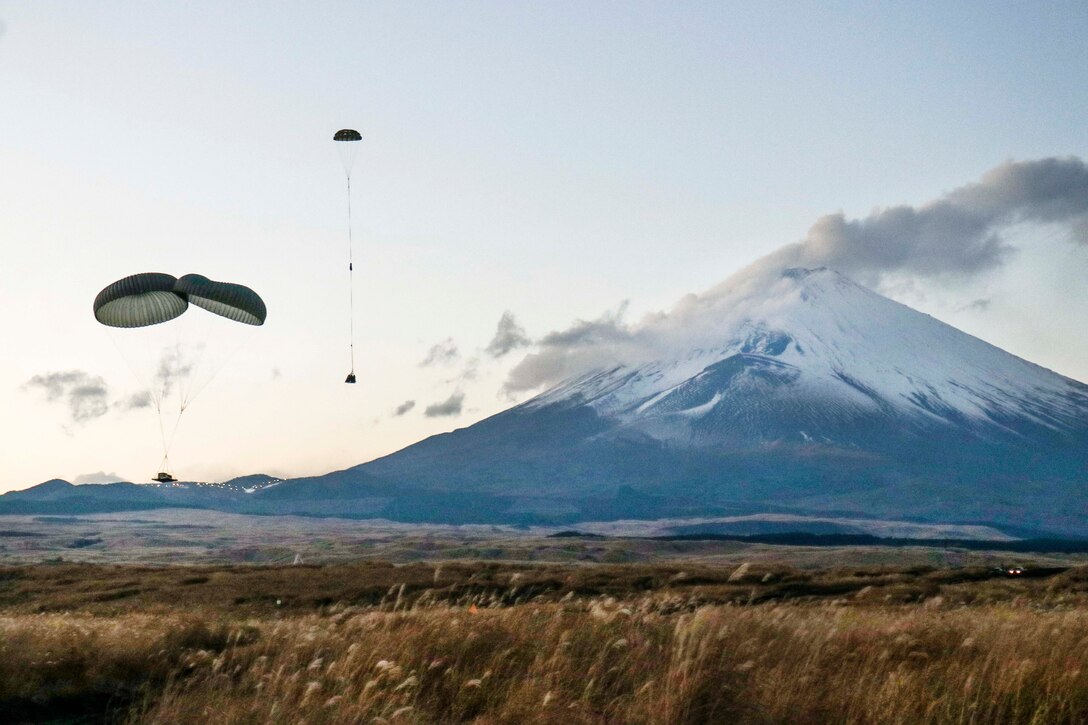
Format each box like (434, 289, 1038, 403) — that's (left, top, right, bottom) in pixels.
(3, 2, 1087, 490)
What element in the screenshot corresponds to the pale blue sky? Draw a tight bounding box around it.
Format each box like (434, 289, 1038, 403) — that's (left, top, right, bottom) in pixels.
(2, 2, 1086, 490)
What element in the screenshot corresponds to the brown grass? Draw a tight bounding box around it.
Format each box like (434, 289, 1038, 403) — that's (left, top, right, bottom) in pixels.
(2, 560, 1084, 615)
(3, 562, 1088, 723)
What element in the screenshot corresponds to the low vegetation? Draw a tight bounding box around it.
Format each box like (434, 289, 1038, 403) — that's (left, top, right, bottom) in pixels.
(3, 561, 1088, 723)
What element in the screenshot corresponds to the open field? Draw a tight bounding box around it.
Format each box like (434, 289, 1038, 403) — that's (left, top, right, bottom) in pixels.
(5, 559, 1088, 723)
(3, 509, 1088, 569)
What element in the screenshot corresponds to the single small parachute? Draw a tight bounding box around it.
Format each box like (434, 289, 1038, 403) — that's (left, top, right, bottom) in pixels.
(93, 272, 188, 328)
(333, 128, 362, 179)
(334, 128, 362, 382)
(174, 274, 267, 326)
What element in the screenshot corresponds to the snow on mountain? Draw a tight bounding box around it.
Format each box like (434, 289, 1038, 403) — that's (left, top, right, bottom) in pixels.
(528, 267, 1088, 449)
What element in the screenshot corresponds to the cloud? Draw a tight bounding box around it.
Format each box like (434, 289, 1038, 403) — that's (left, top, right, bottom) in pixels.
(755, 156, 1088, 287)
(23, 369, 157, 425)
(154, 344, 196, 399)
(120, 391, 153, 410)
(960, 298, 992, 312)
(485, 312, 531, 358)
(73, 471, 126, 485)
(503, 304, 633, 394)
(424, 391, 465, 417)
(392, 400, 416, 416)
(23, 371, 111, 423)
(502, 156, 1088, 395)
(420, 338, 459, 367)
(446, 356, 480, 384)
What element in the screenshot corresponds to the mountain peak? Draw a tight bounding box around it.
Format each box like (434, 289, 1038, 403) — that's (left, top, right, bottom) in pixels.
(534, 264, 1086, 447)
(37, 478, 73, 488)
(781, 266, 830, 280)
(1, 479, 75, 502)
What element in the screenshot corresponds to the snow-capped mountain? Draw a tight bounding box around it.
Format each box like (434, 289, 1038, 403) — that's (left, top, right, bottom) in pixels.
(529, 267, 1088, 450)
(347, 266, 1088, 533)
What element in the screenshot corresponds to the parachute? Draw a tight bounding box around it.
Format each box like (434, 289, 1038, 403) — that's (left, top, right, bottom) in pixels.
(174, 274, 267, 326)
(334, 129, 362, 383)
(94, 273, 267, 328)
(333, 128, 362, 179)
(94, 272, 266, 480)
(93, 272, 188, 328)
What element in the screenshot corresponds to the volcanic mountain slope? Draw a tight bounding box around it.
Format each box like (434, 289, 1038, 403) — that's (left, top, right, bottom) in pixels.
(530, 267, 1087, 449)
(343, 267, 1088, 532)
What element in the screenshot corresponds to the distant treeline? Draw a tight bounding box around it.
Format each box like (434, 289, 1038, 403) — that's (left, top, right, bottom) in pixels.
(548, 530, 1088, 554)
(656, 533, 1088, 553)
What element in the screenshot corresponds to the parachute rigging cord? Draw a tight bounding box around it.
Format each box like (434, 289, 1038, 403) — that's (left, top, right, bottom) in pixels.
(105, 328, 179, 478)
(334, 128, 362, 384)
(347, 174, 356, 380)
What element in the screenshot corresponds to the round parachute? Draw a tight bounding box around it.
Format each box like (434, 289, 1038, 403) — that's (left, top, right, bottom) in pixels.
(93, 273, 188, 328)
(334, 128, 362, 382)
(174, 274, 267, 326)
(333, 128, 362, 178)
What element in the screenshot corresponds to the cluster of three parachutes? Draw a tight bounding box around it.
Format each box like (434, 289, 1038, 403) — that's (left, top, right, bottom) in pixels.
(94, 129, 360, 481)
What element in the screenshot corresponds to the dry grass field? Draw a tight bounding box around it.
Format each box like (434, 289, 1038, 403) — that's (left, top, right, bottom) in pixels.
(3, 510, 1082, 569)
(4, 560, 1088, 723)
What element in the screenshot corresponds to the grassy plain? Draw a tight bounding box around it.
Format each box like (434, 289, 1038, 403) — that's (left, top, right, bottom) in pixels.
(3, 510, 1088, 722)
(4, 557, 1088, 723)
(0, 509, 1081, 569)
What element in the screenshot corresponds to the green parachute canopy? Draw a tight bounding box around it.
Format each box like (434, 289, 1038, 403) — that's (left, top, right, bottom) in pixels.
(333, 128, 361, 178)
(174, 274, 267, 326)
(93, 272, 188, 328)
(93, 273, 267, 327)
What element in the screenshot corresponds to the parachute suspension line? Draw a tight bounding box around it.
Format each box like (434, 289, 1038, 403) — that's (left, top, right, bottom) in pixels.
(159, 330, 185, 476)
(347, 174, 356, 377)
(110, 330, 169, 475)
(106, 330, 152, 405)
(178, 319, 213, 413)
(157, 406, 171, 474)
(162, 406, 185, 473)
(179, 324, 253, 414)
